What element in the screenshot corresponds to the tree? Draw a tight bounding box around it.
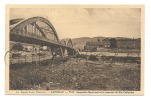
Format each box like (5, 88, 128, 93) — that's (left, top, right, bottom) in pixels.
(12, 43, 23, 51)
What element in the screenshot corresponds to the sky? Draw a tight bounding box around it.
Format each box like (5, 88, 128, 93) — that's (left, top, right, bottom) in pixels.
(10, 7, 141, 39)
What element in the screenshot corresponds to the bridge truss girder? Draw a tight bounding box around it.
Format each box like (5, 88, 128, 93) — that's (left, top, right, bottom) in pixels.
(10, 16, 77, 58)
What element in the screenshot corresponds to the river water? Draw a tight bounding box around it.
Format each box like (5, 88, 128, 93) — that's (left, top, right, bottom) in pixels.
(79, 52, 140, 57)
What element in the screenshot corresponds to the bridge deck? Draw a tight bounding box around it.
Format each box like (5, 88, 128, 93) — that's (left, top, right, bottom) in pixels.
(10, 31, 74, 50)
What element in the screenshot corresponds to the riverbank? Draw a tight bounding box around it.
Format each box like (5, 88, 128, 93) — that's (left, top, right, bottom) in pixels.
(10, 57, 140, 91)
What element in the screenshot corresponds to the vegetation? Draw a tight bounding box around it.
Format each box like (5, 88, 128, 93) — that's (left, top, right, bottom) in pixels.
(88, 55, 99, 61)
(10, 56, 140, 90)
(12, 43, 23, 51)
(11, 53, 21, 58)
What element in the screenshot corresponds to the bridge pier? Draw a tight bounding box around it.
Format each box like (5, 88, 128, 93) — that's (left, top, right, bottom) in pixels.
(67, 49, 74, 56)
(50, 46, 64, 58)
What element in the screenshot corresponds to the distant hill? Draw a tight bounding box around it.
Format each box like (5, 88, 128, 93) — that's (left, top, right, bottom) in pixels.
(71, 36, 106, 50)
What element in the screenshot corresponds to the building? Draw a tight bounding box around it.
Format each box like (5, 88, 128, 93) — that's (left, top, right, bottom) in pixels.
(84, 42, 103, 51)
(84, 39, 103, 51)
(102, 38, 111, 48)
(84, 38, 116, 51)
(84, 37, 141, 51)
(116, 38, 141, 49)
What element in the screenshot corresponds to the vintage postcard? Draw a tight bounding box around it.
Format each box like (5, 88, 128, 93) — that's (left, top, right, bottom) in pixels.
(5, 5, 144, 95)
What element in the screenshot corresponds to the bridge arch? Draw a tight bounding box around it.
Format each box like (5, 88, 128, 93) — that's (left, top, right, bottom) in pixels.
(10, 16, 76, 57)
(10, 16, 60, 42)
(60, 39, 73, 48)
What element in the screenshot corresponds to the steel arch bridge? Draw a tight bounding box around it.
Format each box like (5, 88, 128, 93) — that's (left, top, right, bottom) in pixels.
(10, 16, 77, 57)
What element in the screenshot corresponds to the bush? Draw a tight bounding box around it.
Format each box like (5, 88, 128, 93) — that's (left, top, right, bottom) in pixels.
(88, 55, 98, 61)
(76, 54, 87, 59)
(12, 43, 23, 51)
(37, 53, 43, 56)
(12, 53, 21, 58)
